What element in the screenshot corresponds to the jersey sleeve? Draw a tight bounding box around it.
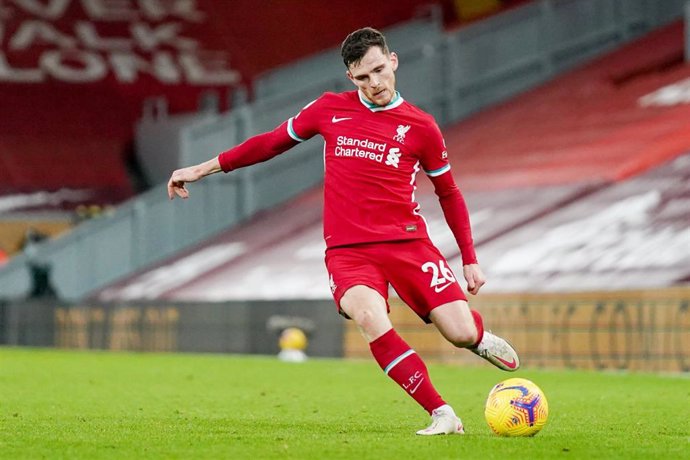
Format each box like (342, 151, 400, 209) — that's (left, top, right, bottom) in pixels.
(419, 119, 450, 178)
(217, 121, 297, 172)
(217, 94, 328, 172)
(421, 118, 478, 265)
(430, 172, 478, 265)
(286, 94, 328, 143)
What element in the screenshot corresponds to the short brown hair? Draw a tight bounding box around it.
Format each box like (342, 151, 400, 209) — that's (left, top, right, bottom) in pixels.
(340, 27, 389, 68)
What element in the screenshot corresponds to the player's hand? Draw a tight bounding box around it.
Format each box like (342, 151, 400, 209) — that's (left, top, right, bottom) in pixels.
(463, 263, 486, 295)
(167, 166, 201, 200)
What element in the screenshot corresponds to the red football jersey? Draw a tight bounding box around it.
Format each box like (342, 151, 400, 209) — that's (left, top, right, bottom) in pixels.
(288, 90, 451, 248)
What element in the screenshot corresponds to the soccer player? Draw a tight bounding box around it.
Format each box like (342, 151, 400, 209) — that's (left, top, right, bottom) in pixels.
(167, 27, 520, 435)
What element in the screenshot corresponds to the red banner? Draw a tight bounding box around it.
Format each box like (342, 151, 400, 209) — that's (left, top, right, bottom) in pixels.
(0, 0, 435, 204)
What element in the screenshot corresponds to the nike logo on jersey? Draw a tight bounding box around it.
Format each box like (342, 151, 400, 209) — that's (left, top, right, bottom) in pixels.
(331, 116, 352, 123)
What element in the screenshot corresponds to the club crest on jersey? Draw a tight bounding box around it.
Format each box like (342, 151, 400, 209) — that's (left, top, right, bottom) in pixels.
(394, 125, 410, 143)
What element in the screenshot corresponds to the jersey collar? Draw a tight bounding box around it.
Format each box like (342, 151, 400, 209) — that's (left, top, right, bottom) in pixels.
(358, 90, 404, 112)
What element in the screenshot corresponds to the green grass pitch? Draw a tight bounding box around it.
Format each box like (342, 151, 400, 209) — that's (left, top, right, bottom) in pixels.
(1, 347, 688, 459)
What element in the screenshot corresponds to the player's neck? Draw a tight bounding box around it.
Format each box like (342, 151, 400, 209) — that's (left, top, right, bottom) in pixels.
(357, 90, 403, 111)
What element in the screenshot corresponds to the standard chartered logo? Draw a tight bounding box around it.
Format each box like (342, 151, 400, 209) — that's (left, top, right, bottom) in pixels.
(335, 136, 403, 168)
(335, 135, 386, 162)
(385, 148, 401, 168)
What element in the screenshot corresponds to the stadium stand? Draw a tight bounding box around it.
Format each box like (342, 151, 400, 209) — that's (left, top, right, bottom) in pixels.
(94, 152, 690, 301)
(442, 21, 690, 191)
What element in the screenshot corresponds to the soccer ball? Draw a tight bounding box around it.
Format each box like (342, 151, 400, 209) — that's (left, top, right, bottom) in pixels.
(484, 378, 549, 437)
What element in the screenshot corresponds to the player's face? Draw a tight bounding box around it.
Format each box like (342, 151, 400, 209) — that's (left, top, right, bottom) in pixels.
(347, 46, 399, 106)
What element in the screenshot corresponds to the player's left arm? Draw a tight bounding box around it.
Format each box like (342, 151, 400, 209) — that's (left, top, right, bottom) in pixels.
(429, 172, 485, 295)
(421, 121, 485, 295)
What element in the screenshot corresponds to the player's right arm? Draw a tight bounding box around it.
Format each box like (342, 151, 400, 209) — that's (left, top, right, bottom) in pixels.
(167, 95, 326, 200)
(220, 95, 325, 172)
(168, 156, 222, 200)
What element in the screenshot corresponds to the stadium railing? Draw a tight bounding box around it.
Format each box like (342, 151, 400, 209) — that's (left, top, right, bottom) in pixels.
(252, 0, 688, 125)
(0, 0, 686, 302)
(0, 299, 343, 358)
(2, 288, 688, 373)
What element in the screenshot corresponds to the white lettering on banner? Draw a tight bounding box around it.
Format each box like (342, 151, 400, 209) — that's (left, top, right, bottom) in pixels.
(81, 0, 206, 22)
(0, 49, 239, 84)
(9, 20, 78, 49)
(42, 49, 106, 81)
(138, 0, 205, 22)
(130, 22, 198, 51)
(11, 0, 70, 20)
(9, 0, 205, 22)
(6, 20, 201, 51)
(0, 0, 236, 84)
(75, 21, 133, 50)
(82, 0, 140, 21)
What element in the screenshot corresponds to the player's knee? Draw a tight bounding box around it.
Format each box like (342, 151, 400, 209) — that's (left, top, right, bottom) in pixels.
(340, 287, 383, 324)
(350, 307, 380, 330)
(340, 286, 390, 338)
(447, 324, 478, 348)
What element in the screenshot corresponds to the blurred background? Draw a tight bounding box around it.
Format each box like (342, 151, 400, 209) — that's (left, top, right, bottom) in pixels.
(0, 0, 688, 373)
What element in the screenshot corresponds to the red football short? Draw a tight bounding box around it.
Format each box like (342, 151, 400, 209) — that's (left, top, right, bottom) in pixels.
(325, 238, 467, 323)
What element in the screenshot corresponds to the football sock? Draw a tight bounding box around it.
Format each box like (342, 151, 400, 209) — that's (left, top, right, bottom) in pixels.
(369, 328, 445, 414)
(470, 309, 485, 347)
